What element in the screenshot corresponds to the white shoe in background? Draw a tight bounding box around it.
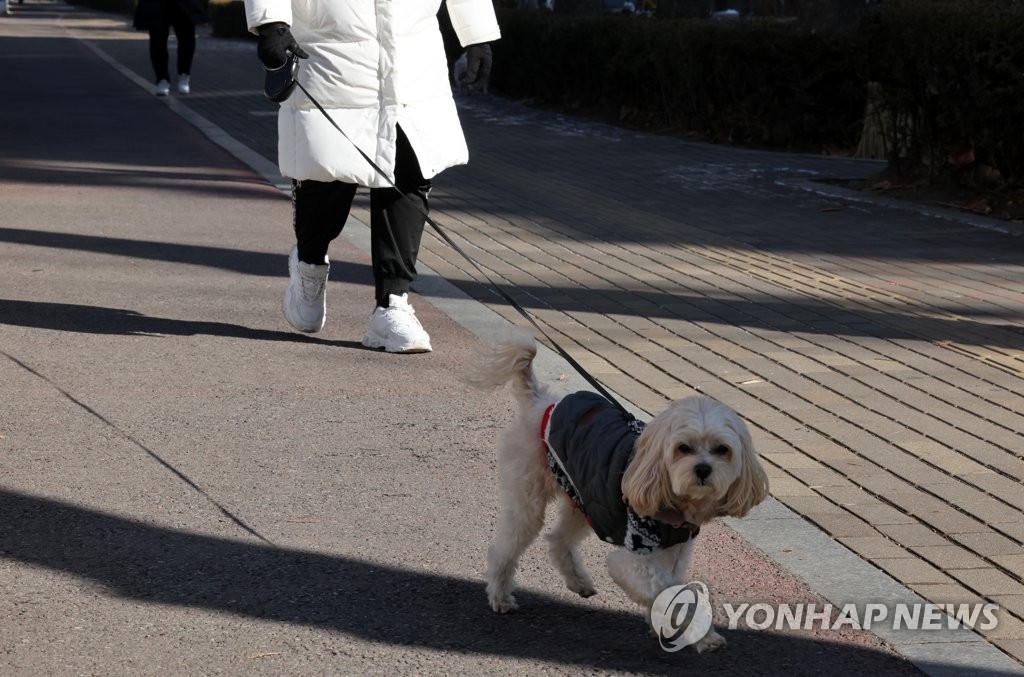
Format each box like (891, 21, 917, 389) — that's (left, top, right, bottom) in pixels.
(177, 74, 190, 95)
(282, 246, 329, 333)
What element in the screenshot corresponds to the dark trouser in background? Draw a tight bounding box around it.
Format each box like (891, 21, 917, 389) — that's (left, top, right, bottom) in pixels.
(147, 0, 196, 82)
(292, 127, 431, 309)
(463, 43, 492, 94)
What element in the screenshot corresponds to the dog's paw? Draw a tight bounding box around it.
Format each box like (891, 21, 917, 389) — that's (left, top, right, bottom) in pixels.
(489, 594, 519, 614)
(693, 628, 726, 654)
(560, 569, 597, 598)
(570, 581, 598, 598)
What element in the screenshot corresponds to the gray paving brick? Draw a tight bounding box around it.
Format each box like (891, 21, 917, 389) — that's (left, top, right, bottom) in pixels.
(950, 568, 1024, 597)
(876, 523, 953, 548)
(874, 558, 954, 585)
(911, 545, 992, 571)
(993, 555, 1024, 579)
(839, 536, 913, 560)
(992, 596, 1024, 619)
(953, 532, 1024, 557)
(801, 512, 881, 538)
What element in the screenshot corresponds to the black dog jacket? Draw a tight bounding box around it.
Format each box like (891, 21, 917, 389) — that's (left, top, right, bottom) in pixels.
(541, 391, 699, 554)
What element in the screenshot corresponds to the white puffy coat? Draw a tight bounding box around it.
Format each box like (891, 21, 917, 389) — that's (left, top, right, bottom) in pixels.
(244, 0, 500, 187)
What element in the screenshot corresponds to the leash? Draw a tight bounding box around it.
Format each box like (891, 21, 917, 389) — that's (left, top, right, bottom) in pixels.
(285, 74, 632, 417)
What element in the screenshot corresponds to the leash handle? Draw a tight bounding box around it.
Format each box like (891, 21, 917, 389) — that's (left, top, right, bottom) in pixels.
(292, 81, 633, 417)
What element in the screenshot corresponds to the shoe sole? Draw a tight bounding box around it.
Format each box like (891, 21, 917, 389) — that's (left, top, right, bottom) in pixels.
(361, 332, 432, 354)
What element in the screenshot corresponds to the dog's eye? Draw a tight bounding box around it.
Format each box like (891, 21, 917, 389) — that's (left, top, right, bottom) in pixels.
(712, 445, 730, 456)
(677, 443, 693, 455)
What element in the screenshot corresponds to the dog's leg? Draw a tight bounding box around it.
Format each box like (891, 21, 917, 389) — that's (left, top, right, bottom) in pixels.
(485, 473, 547, 613)
(546, 498, 597, 598)
(607, 543, 726, 652)
(606, 546, 678, 612)
(692, 624, 727, 653)
(668, 544, 726, 653)
(669, 539, 696, 581)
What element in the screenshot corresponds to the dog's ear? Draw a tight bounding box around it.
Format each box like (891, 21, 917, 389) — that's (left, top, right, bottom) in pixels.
(718, 414, 769, 518)
(621, 421, 673, 517)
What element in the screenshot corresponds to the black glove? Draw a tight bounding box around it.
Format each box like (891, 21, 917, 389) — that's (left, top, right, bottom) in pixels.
(256, 22, 309, 69)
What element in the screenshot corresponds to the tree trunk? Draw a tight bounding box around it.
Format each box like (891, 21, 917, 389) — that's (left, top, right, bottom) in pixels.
(855, 82, 890, 160)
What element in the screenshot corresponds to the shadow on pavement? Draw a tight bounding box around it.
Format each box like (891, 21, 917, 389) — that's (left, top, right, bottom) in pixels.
(0, 487, 929, 675)
(2, 224, 1018, 353)
(0, 227, 372, 280)
(443, 278, 1024, 352)
(0, 299, 363, 348)
(1, 160, 282, 200)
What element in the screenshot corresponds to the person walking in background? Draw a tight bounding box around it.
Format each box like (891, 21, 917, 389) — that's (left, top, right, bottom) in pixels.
(460, 42, 493, 95)
(134, 0, 209, 96)
(243, 0, 500, 353)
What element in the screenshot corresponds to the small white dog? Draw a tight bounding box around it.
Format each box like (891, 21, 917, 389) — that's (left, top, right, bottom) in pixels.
(469, 329, 768, 652)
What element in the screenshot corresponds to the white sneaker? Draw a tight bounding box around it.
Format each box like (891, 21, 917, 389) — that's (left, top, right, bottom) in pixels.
(362, 293, 432, 353)
(283, 246, 329, 333)
(177, 74, 190, 95)
(155, 79, 171, 97)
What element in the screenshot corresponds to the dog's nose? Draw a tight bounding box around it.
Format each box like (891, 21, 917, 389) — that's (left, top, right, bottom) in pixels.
(695, 463, 712, 481)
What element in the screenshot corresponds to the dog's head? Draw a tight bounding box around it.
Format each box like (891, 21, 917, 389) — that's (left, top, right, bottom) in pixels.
(621, 396, 768, 526)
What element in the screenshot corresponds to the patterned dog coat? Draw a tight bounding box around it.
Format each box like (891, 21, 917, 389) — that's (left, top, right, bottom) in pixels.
(541, 391, 699, 554)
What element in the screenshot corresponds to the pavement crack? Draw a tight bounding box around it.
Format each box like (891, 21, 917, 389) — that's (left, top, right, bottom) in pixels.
(1, 349, 274, 546)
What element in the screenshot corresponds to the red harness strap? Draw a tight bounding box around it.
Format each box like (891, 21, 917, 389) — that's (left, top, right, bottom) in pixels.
(540, 404, 555, 445)
(539, 402, 593, 525)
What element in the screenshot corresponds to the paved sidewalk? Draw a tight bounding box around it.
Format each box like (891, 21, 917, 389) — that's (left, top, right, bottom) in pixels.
(2, 1, 1024, 674)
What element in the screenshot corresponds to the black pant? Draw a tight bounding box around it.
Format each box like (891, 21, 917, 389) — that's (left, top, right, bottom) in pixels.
(148, 0, 196, 82)
(292, 127, 431, 308)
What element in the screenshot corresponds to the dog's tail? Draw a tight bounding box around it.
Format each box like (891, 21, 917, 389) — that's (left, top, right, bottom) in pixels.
(466, 327, 543, 409)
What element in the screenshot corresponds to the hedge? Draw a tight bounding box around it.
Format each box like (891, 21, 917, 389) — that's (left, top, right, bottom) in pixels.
(62, 0, 1024, 187)
(488, 3, 1024, 184)
(489, 10, 865, 151)
(64, 0, 252, 37)
(861, 0, 1024, 185)
(208, 0, 250, 39)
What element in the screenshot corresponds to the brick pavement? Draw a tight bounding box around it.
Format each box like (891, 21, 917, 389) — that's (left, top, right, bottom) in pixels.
(41, 2, 1024, 668)
(418, 101, 1024, 661)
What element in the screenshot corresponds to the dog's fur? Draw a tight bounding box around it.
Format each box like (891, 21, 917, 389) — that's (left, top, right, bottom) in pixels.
(468, 329, 769, 652)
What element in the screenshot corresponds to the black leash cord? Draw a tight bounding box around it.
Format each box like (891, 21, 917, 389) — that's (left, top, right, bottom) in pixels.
(292, 80, 631, 416)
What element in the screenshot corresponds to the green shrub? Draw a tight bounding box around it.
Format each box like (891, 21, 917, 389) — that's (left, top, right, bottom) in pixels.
(65, 0, 135, 16)
(209, 0, 252, 39)
(65, 0, 250, 39)
(491, 11, 866, 151)
(861, 0, 1024, 184)
(60, 0, 1024, 185)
